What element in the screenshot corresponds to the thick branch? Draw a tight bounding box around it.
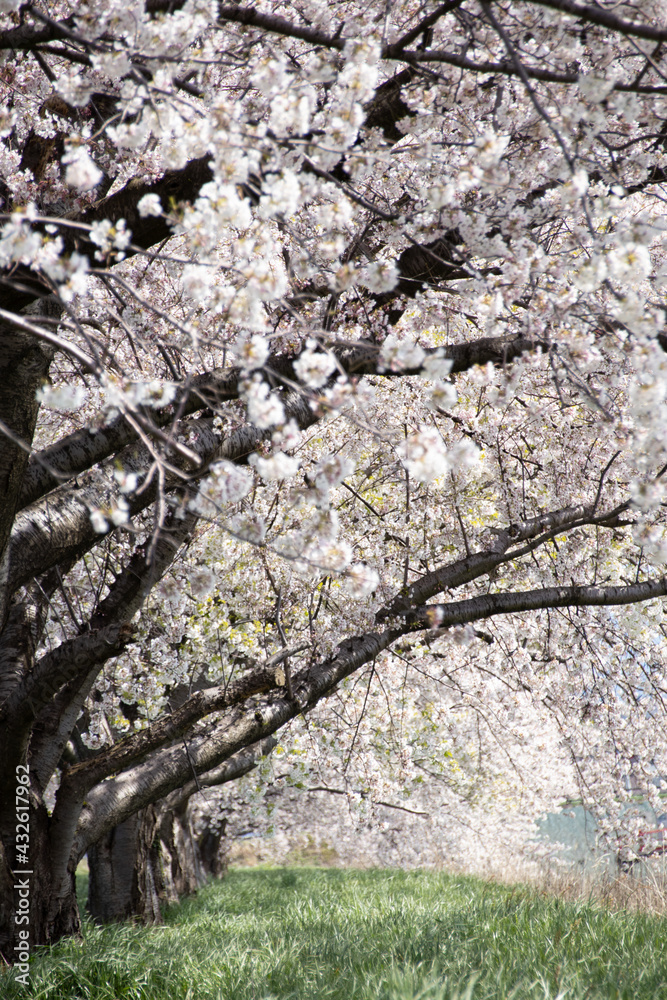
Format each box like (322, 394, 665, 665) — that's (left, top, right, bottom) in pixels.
(21, 334, 546, 510)
(403, 578, 667, 629)
(215, 4, 346, 50)
(70, 566, 667, 852)
(29, 509, 198, 789)
(0, 325, 55, 625)
(161, 736, 278, 814)
(0, 19, 73, 52)
(0, 156, 214, 311)
(377, 501, 629, 619)
(525, 0, 667, 44)
(59, 645, 306, 793)
(18, 369, 238, 509)
(0, 622, 134, 730)
(7, 418, 218, 597)
(72, 626, 401, 854)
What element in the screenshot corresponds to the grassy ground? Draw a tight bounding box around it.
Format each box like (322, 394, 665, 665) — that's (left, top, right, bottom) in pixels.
(4, 867, 667, 1000)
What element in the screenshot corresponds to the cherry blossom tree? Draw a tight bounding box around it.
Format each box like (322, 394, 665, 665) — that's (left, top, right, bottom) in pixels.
(1, 0, 667, 961)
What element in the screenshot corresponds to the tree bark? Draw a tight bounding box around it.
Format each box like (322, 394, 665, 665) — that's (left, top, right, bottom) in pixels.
(0, 786, 81, 965)
(0, 510, 196, 951)
(87, 797, 206, 923)
(157, 802, 203, 904)
(0, 326, 54, 629)
(87, 806, 162, 925)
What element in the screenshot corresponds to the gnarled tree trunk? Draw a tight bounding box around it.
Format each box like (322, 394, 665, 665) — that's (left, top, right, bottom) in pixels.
(0, 789, 81, 965)
(86, 798, 207, 923)
(86, 806, 162, 925)
(157, 802, 204, 904)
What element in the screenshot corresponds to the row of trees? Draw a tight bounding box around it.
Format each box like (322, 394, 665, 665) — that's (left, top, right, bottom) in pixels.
(1, 0, 667, 959)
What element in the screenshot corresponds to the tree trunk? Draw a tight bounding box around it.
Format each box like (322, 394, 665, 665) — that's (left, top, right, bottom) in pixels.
(86, 798, 208, 924)
(158, 803, 204, 904)
(0, 795, 80, 967)
(86, 806, 162, 925)
(0, 327, 54, 630)
(198, 817, 229, 880)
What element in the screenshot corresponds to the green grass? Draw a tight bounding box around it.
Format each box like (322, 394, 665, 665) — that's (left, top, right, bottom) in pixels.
(4, 868, 667, 999)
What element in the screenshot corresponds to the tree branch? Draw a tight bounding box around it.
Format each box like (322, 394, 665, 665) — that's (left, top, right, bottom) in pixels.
(403, 578, 667, 629)
(399, 47, 667, 94)
(58, 645, 306, 794)
(384, 1, 467, 57)
(0, 322, 56, 627)
(0, 156, 214, 312)
(304, 785, 430, 817)
(0, 622, 135, 731)
(20, 333, 547, 510)
(29, 508, 198, 789)
(525, 0, 667, 44)
(214, 4, 347, 50)
(0, 309, 98, 374)
(377, 500, 630, 619)
(68, 563, 667, 854)
(161, 736, 278, 814)
(71, 625, 402, 855)
(7, 417, 218, 597)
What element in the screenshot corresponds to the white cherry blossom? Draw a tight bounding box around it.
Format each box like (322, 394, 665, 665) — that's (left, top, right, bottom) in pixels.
(62, 146, 102, 191)
(294, 344, 337, 388)
(2, 0, 667, 946)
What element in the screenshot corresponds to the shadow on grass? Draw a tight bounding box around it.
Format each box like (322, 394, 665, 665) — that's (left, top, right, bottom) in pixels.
(2, 867, 666, 1000)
